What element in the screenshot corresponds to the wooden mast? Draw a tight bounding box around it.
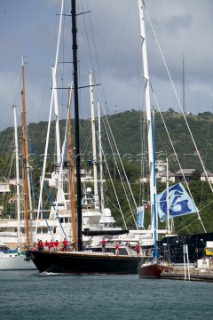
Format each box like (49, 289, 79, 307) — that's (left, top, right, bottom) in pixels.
(71, 0, 82, 251)
(67, 85, 77, 249)
(21, 56, 30, 246)
(13, 104, 21, 249)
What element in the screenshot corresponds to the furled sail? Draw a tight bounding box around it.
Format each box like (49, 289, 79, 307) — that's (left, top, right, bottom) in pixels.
(136, 206, 144, 228)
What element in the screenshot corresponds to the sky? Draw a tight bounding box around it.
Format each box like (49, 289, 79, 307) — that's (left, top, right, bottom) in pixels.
(0, 0, 213, 131)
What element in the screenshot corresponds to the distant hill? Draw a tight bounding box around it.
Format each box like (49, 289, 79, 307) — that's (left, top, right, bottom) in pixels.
(1, 110, 213, 232)
(0, 110, 213, 172)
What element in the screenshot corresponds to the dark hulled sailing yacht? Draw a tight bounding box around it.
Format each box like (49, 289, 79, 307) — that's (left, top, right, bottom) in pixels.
(28, 0, 148, 274)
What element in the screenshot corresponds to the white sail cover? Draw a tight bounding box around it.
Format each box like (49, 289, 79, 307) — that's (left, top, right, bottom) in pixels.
(157, 182, 198, 222)
(136, 206, 144, 228)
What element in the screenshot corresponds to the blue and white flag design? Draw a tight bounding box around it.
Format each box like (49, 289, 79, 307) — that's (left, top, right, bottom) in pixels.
(136, 206, 144, 228)
(157, 182, 198, 222)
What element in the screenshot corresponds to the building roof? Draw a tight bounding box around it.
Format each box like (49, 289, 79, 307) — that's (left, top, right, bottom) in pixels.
(201, 170, 213, 177)
(159, 170, 175, 177)
(175, 169, 195, 176)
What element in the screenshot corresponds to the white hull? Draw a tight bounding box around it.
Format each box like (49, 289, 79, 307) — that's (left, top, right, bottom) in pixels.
(0, 254, 35, 270)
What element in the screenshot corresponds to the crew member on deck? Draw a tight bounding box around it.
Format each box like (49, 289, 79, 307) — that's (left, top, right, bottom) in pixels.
(135, 244, 140, 254)
(102, 238, 106, 253)
(54, 240, 59, 251)
(44, 240, 49, 251)
(115, 243, 119, 255)
(38, 240, 44, 251)
(49, 240, 54, 252)
(63, 238, 68, 251)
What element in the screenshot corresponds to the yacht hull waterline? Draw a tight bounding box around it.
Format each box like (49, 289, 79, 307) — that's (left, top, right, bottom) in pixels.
(138, 263, 174, 278)
(29, 250, 142, 274)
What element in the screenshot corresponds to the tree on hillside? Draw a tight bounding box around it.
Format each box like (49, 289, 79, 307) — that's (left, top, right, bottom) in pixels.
(191, 169, 201, 181)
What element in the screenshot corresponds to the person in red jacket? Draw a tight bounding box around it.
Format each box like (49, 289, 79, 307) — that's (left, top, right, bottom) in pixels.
(37, 240, 44, 251)
(44, 240, 49, 251)
(49, 240, 54, 252)
(54, 240, 59, 251)
(63, 238, 68, 251)
(115, 243, 119, 255)
(101, 238, 106, 253)
(135, 244, 140, 254)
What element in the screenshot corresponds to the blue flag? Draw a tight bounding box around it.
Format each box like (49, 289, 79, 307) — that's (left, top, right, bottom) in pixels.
(157, 182, 198, 222)
(136, 206, 144, 228)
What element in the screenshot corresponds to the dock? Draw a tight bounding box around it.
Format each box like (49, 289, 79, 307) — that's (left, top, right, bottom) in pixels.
(161, 242, 213, 282)
(161, 267, 213, 282)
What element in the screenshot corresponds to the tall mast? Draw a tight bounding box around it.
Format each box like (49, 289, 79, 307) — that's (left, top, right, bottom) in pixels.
(166, 157, 170, 233)
(89, 71, 99, 209)
(13, 104, 21, 249)
(52, 66, 61, 165)
(71, 0, 82, 251)
(21, 56, 30, 246)
(152, 111, 157, 258)
(53, 0, 64, 165)
(37, 0, 64, 225)
(67, 85, 77, 249)
(98, 102, 104, 214)
(138, 0, 155, 231)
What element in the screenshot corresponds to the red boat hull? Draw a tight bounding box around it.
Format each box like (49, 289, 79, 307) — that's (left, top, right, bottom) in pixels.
(139, 263, 173, 278)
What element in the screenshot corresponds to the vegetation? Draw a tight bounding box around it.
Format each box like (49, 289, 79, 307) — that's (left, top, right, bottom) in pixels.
(1, 110, 213, 234)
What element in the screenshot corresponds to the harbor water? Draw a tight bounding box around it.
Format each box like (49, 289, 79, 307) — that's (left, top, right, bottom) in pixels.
(0, 270, 212, 320)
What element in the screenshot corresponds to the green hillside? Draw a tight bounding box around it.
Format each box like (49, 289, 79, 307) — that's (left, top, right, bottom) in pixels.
(0, 110, 213, 235)
(1, 110, 213, 171)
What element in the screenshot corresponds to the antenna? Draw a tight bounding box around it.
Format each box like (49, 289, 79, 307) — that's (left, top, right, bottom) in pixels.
(182, 55, 185, 113)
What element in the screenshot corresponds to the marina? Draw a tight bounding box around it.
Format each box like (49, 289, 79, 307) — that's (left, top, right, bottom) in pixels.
(1, 1, 213, 319)
(161, 269, 213, 282)
(0, 0, 213, 273)
(160, 251, 213, 282)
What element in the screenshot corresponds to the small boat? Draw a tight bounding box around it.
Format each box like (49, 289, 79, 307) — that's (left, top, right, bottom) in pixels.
(0, 244, 35, 271)
(137, 1, 174, 279)
(138, 258, 173, 278)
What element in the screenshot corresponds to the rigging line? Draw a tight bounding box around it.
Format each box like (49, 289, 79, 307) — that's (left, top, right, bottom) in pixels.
(85, 0, 134, 113)
(175, 217, 201, 235)
(84, 0, 108, 112)
(60, 4, 67, 121)
(106, 1, 134, 81)
(26, 137, 54, 240)
(26, 133, 67, 239)
(101, 146, 127, 230)
(82, 3, 96, 80)
(139, 95, 149, 207)
(199, 116, 213, 201)
(51, 81, 73, 237)
(137, 47, 148, 207)
(2, 149, 14, 178)
(172, 204, 202, 231)
(101, 108, 137, 228)
(101, 108, 138, 211)
(199, 198, 213, 212)
(37, 0, 64, 228)
(54, 82, 73, 222)
(29, 171, 54, 241)
(150, 84, 206, 233)
(80, 118, 92, 155)
(144, 4, 213, 195)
